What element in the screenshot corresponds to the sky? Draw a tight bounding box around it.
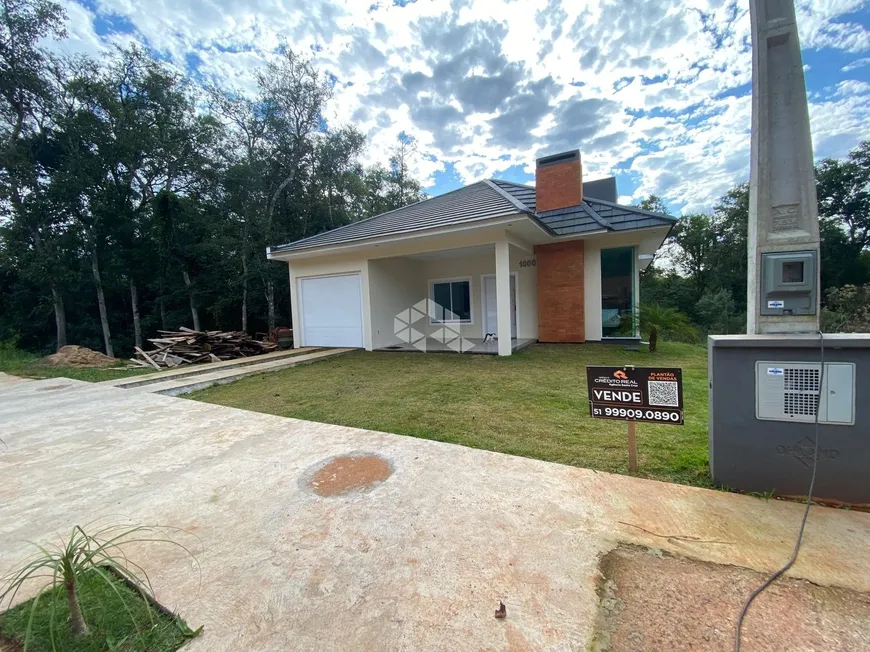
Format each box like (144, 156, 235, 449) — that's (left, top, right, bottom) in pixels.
(53, 0, 870, 215)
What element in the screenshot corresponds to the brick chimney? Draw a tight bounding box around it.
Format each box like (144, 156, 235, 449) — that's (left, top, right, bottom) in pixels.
(535, 150, 583, 212)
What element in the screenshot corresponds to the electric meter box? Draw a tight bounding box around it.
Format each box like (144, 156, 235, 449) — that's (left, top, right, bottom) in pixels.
(709, 334, 870, 504)
(760, 250, 817, 315)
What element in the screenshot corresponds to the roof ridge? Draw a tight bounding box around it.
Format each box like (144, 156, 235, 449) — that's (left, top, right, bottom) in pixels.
(488, 178, 535, 191)
(581, 201, 613, 230)
(585, 196, 677, 221)
(481, 179, 534, 215)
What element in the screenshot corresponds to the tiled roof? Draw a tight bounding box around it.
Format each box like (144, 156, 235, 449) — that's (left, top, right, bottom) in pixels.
(269, 181, 533, 254)
(270, 177, 675, 254)
(489, 179, 677, 236)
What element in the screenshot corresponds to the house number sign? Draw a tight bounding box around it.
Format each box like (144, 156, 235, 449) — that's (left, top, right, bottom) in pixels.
(519, 259, 536, 268)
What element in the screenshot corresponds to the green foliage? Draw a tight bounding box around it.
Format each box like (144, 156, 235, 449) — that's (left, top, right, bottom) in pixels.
(634, 303, 696, 352)
(822, 284, 870, 332)
(0, 524, 200, 651)
(0, 3, 426, 356)
(695, 288, 745, 336)
(0, 571, 196, 652)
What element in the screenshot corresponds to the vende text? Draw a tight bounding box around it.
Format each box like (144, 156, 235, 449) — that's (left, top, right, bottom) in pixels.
(593, 389, 642, 404)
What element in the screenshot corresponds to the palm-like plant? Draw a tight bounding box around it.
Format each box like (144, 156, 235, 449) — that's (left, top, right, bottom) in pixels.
(636, 303, 697, 353)
(0, 524, 200, 649)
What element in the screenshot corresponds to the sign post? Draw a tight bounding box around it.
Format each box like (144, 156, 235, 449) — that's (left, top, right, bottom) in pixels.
(586, 366, 684, 472)
(627, 421, 637, 472)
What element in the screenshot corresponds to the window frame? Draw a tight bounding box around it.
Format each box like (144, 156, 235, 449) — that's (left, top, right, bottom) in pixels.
(428, 276, 473, 325)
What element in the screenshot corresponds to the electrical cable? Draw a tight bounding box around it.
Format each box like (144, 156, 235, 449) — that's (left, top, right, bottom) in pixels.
(733, 330, 825, 652)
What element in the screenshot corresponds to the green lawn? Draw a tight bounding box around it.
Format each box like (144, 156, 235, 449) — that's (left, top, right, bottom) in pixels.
(191, 342, 713, 488)
(0, 570, 197, 652)
(0, 348, 150, 383)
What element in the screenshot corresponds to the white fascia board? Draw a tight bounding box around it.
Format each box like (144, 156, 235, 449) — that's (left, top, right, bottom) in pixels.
(267, 213, 540, 261)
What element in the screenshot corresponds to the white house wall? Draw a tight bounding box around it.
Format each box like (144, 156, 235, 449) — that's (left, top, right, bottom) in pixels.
(368, 257, 424, 349)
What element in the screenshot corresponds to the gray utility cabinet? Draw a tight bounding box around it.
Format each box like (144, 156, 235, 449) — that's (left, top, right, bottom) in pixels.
(709, 334, 870, 504)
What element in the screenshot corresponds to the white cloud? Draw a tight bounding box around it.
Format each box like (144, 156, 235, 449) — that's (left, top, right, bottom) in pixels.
(52, 0, 870, 213)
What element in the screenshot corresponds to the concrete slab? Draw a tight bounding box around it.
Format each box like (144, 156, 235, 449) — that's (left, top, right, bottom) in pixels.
(1, 378, 869, 651)
(0, 372, 30, 387)
(127, 348, 352, 396)
(101, 347, 320, 388)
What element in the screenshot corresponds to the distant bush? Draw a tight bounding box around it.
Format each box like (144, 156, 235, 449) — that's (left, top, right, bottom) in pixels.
(634, 303, 697, 353)
(823, 284, 870, 332)
(695, 288, 746, 336)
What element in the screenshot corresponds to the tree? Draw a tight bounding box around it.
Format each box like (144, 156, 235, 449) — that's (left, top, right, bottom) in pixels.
(817, 142, 870, 250)
(0, 0, 69, 350)
(388, 131, 423, 207)
(0, 11, 429, 355)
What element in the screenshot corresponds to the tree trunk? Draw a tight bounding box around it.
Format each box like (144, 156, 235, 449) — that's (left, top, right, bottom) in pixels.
(64, 567, 88, 636)
(265, 279, 276, 331)
(182, 270, 201, 331)
(130, 280, 143, 350)
(91, 249, 114, 358)
(241, 255, 248, 333)
(50, 282, 67, 351)
(649, 326, 658, 354)
(159, 295, 167, 330)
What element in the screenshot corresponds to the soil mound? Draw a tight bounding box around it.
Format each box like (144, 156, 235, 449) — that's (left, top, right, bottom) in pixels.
(40, 345, 117, 367)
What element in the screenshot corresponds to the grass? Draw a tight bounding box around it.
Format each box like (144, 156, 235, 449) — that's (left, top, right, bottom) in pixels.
(0, 348, 150, 383)
(0, 570, 193, 652)
(191, 341, 713, 488)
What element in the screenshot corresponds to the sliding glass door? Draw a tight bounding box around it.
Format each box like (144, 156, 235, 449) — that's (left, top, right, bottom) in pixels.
(601, 246, 636, 338)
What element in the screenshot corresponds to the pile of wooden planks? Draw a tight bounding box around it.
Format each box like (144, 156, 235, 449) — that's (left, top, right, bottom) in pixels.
(130, 328, 278, 370)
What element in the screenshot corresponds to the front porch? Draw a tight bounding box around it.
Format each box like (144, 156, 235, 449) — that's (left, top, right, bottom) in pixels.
(368, 238, 536, 356)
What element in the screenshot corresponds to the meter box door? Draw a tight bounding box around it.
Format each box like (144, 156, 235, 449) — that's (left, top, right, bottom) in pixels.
(755, 361, 856, 425)
(760, 250, 817, 315)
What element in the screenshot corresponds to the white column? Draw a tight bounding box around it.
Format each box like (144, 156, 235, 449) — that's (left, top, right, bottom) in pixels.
(288, 264, 301, 349)
(495, 240, 512, 356)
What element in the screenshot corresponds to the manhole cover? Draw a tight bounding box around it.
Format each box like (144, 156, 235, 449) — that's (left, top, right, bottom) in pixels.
(303, 453, 393, 497)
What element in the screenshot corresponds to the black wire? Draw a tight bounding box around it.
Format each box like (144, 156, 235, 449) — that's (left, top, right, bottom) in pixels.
(733, 330, 825, 651)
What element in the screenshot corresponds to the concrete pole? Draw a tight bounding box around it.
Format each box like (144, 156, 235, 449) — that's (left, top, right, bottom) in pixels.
(747, 0, 820, 334)
(495, 240, 513, 356)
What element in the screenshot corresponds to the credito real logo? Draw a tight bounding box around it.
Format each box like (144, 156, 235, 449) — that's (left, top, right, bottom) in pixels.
(613, 370, 628, 380)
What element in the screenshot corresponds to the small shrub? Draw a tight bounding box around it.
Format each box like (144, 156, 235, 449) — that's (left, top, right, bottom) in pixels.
(0, 524, 201, 651)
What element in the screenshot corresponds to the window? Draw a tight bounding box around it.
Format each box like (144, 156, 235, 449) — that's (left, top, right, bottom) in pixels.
(782, 261, 804, 284)
(430, 279, 471, 323)
(601, 246, 635, 338)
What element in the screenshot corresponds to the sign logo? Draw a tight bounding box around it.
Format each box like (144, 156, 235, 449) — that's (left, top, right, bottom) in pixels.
(767, 367, 784, 376)
(767, 300, 785, 309)
(613, 370, 628, 380)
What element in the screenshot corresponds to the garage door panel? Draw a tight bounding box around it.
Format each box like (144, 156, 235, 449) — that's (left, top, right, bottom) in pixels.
(300, 274, 363, 348)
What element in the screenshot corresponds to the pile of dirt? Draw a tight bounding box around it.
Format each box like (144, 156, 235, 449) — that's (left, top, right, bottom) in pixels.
(40, 345, 117, 368)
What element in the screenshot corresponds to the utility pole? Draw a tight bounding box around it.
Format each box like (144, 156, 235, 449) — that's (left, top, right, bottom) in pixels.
(746, 0, 820, 334)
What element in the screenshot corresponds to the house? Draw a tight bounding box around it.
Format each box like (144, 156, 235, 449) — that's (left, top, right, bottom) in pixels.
(266, 150, 676, 356)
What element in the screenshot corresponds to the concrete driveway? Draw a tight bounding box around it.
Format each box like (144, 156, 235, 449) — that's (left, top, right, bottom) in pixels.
(1, 376, 869, 651)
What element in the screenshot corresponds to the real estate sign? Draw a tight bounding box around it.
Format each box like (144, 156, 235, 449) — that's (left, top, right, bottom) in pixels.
(586, 366, 684, 425)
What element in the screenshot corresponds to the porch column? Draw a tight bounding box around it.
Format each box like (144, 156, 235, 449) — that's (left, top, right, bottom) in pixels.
(495, 240, 512, 356)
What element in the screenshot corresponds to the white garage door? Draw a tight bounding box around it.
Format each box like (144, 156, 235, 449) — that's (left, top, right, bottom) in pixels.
(299, 274, 363, 348)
